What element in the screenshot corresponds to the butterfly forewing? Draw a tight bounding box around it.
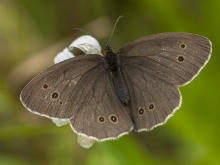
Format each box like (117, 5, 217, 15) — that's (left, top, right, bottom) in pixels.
(20, 54, 103, 119)
(119, 32, 212, 86)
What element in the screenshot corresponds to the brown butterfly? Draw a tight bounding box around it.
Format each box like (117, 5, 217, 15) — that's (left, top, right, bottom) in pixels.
(20, 28, 212, 141)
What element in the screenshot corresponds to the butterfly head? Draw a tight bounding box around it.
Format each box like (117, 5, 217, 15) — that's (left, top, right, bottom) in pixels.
(104, 43, 114, 55)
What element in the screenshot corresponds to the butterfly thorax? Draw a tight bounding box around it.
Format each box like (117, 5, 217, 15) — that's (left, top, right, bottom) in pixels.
(104, 43, 119, 71)
(103, 43, 130, 105)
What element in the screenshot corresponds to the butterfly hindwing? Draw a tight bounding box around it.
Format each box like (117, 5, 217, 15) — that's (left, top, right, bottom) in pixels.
(122, 63, 181, 131)
(70, 71, 133, 141)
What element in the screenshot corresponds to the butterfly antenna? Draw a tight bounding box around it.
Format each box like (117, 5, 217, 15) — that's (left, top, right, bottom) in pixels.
(109, 15, 123, 44)
(74, 28, 104, 46)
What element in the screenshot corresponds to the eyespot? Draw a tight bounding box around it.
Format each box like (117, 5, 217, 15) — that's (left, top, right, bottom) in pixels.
(98, 116, 105, 123)
(138, 107, 145, 116)
(109, 115, 118, 124)
(177, 55, 185, 62)
(51, 92, 59, 99)
(180, 43, 186, 49)
(42, 83, 49, 89)
(148, 103, 155, 111)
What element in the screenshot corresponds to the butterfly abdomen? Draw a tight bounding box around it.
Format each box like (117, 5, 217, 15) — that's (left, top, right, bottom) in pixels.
(112, 69, 130, 105)
(104, 43, 130, 105)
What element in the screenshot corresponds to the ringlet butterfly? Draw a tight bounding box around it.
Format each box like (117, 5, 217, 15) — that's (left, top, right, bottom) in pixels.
(20, 17, 212, 142)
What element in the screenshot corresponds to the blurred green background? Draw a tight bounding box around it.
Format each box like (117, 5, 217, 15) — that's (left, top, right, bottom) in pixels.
(0, 0, 219, 165)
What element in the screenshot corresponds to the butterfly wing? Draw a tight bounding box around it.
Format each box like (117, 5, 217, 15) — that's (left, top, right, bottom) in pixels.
(119, 32, 212, 131)
(20, 54, 133, 141)
(122, 64, 181, 131)
(20, 54, 103, 119)
(70, 70, 133, 141)
(119, 32, 212, 86)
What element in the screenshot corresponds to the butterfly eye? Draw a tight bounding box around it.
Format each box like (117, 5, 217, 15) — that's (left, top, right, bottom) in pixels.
(109, 115, 118, 123)
(148, 103, 155, 111)
(177, 55, 185, 62)
(138, 107, 145, 116)
(180, 43, 186, 49)
(51, 92, 59, 99)
(98, 116, 105, 123)
(42, 83, 49, 89)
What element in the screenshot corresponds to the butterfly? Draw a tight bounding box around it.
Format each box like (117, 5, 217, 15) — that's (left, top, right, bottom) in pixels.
(20, 32, 212, 141)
